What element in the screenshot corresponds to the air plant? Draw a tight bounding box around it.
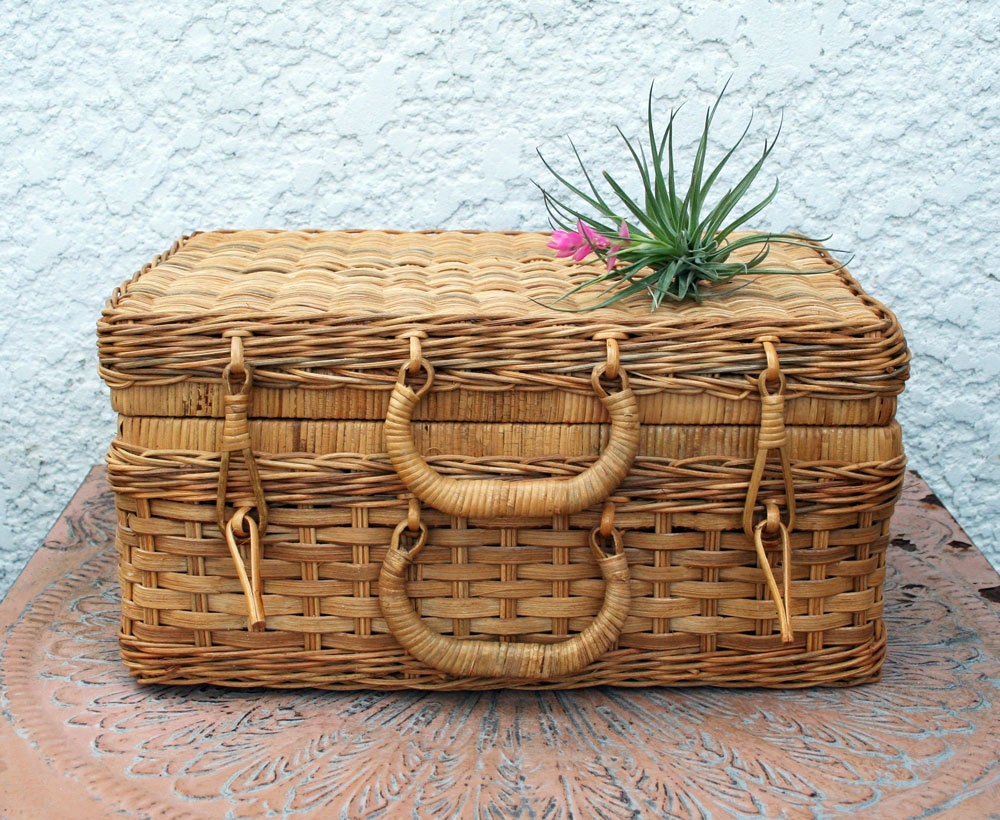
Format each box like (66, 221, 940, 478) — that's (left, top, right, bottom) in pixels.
(536, 82, 839, 310)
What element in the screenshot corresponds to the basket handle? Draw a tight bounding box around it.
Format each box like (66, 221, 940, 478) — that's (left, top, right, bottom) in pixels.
(378, 519, 632, 679)
(384, 357, 640, 519)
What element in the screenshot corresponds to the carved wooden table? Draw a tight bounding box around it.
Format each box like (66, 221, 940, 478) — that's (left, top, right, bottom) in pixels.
(2, 467, 998, 819)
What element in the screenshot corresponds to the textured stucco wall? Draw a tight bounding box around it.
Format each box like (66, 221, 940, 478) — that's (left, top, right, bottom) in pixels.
(2, 0, 998, 595)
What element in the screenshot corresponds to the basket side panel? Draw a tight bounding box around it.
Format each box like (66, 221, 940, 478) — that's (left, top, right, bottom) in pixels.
(109, 441, 901, 689)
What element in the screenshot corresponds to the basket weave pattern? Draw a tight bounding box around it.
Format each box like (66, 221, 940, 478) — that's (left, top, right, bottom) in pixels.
(100, 230, 908, 688)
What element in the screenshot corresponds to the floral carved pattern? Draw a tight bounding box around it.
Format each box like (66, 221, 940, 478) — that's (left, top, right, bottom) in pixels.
(2, 472, 999, 818)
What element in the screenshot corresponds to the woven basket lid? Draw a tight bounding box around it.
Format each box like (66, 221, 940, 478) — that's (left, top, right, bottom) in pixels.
(98, 230, 908, 425)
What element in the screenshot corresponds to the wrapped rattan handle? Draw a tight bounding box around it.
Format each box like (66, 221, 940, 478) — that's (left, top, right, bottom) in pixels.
(385, 360, 640, 518)
(379, 520, 631, 679)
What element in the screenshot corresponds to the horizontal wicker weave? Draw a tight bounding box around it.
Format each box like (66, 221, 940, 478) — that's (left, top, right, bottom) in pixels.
(99, 230, 908, 688)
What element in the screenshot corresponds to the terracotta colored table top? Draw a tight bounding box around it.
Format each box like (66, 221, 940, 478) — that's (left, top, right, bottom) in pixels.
(2, 467, 998, 819)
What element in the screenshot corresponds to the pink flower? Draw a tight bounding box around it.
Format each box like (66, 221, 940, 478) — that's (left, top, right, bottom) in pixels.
(606, 221, 630, 270)
(547, 229, 582, 257)
(548, 220, 609, 262)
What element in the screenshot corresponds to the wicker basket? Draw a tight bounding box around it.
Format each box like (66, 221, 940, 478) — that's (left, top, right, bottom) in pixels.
(98, 230, 908, 688)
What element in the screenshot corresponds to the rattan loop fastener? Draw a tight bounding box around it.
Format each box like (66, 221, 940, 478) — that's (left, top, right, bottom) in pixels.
(593, 330, 627, 382)
(224, 508, 266, 632)
(742, 336, 797, 643)
(754, 503, 793, 643)
(386, 346, 639, 519)
(217, 331, 268, 631)
(400, 330, 428, 376)
(600, 500, 617, 538)
(379, 509, 632, 680)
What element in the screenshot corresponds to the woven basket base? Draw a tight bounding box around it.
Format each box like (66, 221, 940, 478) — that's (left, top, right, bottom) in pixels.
(120, 627, 885, 689)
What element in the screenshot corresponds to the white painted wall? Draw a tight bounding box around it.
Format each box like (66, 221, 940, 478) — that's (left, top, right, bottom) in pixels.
(2, 0, 998, 595)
